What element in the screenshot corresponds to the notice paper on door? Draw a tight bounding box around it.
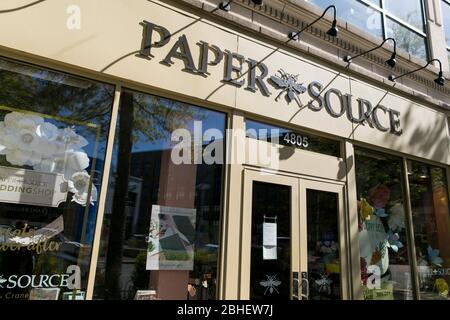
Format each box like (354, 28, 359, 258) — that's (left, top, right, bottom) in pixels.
(263, 222, 277, 246)
(263, 222, 277, 260)
(263, 246, 277, 260)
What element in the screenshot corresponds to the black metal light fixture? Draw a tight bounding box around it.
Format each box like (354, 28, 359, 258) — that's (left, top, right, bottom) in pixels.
(219, 0, 263, 12)
(388, 58, 445, 86)
(343, 37, 397, 68)
(288, 5, 338, 41)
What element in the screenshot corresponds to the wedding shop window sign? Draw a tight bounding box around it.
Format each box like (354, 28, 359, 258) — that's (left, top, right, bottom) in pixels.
(139, 21, 403, 136)
(0, 111, 98, 207)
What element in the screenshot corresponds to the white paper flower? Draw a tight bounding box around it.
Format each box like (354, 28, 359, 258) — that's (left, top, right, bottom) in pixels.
(35, 157, 71, 180)
(71, 185, 98, 206)
(37, 139, 64, 156)
(1, 113, 48, 157)
(68, 171, 97, 206)
(36, 122, 59, 141)
(6, 149, 42, 167)
(66, 150, 90, 172)
(34, 149, 90, 179)
(388, 203, 406, 231)
(9, 128, 41, 151)
(0, 122, 7, 155)
(4, 112, 44, 131)
(58, 127, 88, 150)
(68, 171, 91, 194)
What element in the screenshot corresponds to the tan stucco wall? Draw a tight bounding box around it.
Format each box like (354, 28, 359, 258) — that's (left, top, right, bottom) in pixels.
(0, 0, 448, 164)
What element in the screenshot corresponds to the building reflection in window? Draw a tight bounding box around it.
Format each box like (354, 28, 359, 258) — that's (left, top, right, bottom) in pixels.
(93, 90, 225, 300)
(408, 161, 450, 300)
(306, 0, 428, 60)
(306, 0, 383, 37)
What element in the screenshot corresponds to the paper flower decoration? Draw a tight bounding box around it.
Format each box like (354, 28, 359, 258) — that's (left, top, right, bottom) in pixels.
(320, 241, 338, 254)
(360, 198, 374, 220)
(369, 240, 390, 274)
(386, 230, 403, 253)
(368, 184, 391, 210)
(374, 208, 388, 218)
(360, 257, 369, 285)
(370, 247, 382, 265)
(6, 149, 41, 167)
(416, 253, 429, 266)
(0, 122, 6, 154)
(427, 246, 444, 266)
(4, 112, 44, 131)
(435, 278, 449, 298)
(388, 203, 406, 231)
(0, 111, 96, 207)
(55, 127, 89, 151)
(68, 171, 97, 206)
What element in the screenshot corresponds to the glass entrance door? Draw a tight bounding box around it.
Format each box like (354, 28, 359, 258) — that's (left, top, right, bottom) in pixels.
(250, 181, 293, 300)
(242, 170, 347, 300)
(299, 180, 347, 300)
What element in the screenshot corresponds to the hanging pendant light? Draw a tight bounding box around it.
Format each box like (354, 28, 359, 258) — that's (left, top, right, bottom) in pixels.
(343, 38, 397, 68)
(287, 5, 339, 41)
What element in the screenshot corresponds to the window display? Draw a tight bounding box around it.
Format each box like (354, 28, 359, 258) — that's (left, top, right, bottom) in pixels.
(93, 90, 225, 300)
(355, 148, 413, 300)
(0, 57, 114, 300)
(408, 162, 450, 300)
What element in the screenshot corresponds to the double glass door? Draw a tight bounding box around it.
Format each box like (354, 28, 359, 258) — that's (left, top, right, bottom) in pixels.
(242, 170, 347, 300)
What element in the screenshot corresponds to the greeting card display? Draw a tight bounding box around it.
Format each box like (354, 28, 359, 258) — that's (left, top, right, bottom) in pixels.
(146, 205, 196, 271)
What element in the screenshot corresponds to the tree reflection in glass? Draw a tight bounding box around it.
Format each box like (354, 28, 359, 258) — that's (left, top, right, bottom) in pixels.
(0, 57, 114, 300)
(95, 90, 225, 300)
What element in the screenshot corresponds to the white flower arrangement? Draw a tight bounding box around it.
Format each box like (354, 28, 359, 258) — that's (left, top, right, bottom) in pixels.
(0, 111, 96, 206)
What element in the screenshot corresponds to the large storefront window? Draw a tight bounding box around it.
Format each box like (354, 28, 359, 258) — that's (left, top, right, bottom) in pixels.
(355, 148, 413, 300)
(0, 58, 114, 300)
(408, 162, 450, 300)
(93, 90, 225, 300)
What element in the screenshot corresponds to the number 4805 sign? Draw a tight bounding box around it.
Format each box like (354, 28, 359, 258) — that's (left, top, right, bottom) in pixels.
(282, 132, 309, 149)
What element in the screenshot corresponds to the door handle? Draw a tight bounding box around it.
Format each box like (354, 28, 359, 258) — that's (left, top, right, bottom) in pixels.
(293, 271, 309, 300)
(293, 272, 299, 300)
(300, 271, 309, 300)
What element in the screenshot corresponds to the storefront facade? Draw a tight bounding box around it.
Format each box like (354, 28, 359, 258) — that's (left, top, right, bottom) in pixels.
(0, 0, 449, 300)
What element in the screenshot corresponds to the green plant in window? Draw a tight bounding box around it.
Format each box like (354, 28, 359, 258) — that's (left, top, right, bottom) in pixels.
(435, 278, 449, 298)
(130, 251, 149, 293)
(163, 250, 190, 261)
(194, 249, 212, 265)
(147, 241, 154, 253)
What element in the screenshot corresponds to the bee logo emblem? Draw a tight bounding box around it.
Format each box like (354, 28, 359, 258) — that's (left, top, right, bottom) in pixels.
(0, 275, 7, 288)
(314, 274, 333, 295)
(260, 274, 281, 295)
(269, 69, 307, 106)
